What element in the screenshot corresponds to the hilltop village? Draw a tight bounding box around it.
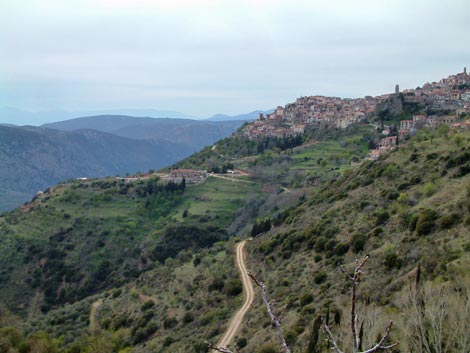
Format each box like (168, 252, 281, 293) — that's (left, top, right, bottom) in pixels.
(243, 69, 470, 141)
(159, 69, 470, 183)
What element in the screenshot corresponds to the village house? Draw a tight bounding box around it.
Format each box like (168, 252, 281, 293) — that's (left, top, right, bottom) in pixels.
(400, 120, 414, 130)
(168, 169, 206, 184)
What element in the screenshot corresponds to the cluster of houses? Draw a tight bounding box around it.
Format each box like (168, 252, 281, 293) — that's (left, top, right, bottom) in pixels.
(243, 95, 379, 139)
(243, 68, 470, 140)
(367, 112, 470, 160)
(401, 68, 470, 110)
(162, 169, 206, 184)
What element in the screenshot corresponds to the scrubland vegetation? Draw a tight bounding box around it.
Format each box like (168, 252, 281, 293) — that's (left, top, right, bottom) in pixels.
(1, 122, 470, 352)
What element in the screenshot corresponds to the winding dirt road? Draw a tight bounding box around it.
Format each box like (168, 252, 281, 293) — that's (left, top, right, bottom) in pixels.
(216, 240, 254, 349)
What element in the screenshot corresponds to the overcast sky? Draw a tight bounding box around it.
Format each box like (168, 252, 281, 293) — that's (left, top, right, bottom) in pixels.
(1, 0, 469, 120)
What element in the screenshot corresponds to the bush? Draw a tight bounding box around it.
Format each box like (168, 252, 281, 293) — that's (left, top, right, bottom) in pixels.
(224, 278, 243, 296)
(208, 277, 225, 292)
(258, 342, 278, 353)
(416, 209, 438, 236)
(383, 251, 402, 270)
(334, 242, 350, 256)
(141, 300, 155, 311)
(352, 234, 367, 253)
(162, 336, 174, 347)
(314, 237, 327, 252)
(383, 164, 399, 179)
(423, 182, 437, 197)
(182, 312, 194, 324)
(375, 210, 390, 226)
(300, 292, 314, 306)
(314, 271, 327, 284)
(163, 317, 178, 329)
(439, 213, 460, 229)
(251, 217, 272, 236)
(371, 227, 383, 237)
(236, 337, 247, 349)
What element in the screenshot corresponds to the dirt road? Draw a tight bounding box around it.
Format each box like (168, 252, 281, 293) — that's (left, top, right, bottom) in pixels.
(89, 299, 102, 333)
(216, 240, 254, 349)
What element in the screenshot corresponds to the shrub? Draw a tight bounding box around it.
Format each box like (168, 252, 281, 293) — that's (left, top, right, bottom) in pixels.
(383, 252, 402, 270)
(162, 336, 174, 347)
(375, 210, 390, 226)
(416, 209, 438, 236)
(314, 237, 327, 252)
(141, 300, 155, 311)
(251, 217, 272, 236)
(383, 164, 399, 179)
(300, 292, 314, 306)
(423, 182, 437, 197)
(334, 242, 350, 256)
(258, 342, 278, 353)
(371, 227, 383, 237)
(163, 317, 178, 329)
(410, 175, 422, 185)
(182, 312, 194, 324)
(236, 337, 247, 349)
(224, 278, 243, 296)
(352, 234, 367, 253)
(439, 213, 460, 229)
(314, 271, 327, 284)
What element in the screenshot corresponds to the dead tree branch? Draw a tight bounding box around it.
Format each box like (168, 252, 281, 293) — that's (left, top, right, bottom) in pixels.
(248, 272, 292, 353)
(323, 256, 397, 353)
(207, 342, 236, 353)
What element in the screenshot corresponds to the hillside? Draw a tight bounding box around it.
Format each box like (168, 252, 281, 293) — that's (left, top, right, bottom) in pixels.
(0, 125, 193, 211)
(1, 122, 469, 352)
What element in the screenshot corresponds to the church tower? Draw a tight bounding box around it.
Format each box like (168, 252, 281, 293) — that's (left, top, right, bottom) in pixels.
(395, 84, 400, 94)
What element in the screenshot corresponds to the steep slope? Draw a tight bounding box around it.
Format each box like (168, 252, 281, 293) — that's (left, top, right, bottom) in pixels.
(1, 125, 469, 353)
(0, 125, 192, 210)
(238, 129, 470, 352)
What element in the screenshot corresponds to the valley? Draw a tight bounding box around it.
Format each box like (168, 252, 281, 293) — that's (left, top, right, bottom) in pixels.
(0, 117, 249, 212)
(1, 70, 470, 353)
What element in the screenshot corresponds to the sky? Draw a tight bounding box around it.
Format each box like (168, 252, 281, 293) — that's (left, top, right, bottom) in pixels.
(1, 0, 469, 122)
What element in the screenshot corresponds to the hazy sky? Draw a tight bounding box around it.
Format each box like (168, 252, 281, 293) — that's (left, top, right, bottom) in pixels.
(1, 0, 469, 118)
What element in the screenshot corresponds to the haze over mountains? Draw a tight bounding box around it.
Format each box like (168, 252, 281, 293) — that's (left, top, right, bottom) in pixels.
(0, 107, 195, 126)
(42, 115, 250, 148)
(0, 124, 192, 210)
(0, 111, 263, 211)
(0, 106, 266, 126)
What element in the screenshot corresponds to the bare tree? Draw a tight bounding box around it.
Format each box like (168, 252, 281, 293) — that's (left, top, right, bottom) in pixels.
(323, 256, 397, 353)
(209, 255, 397, 353)
(248, 272, 292, 353)
(402, 278, 470, 353)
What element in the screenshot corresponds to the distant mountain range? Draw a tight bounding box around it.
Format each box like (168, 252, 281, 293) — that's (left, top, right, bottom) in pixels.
(0, 107, 196, 126)
(0, 114, 258, 211)
(206, 109, 273, 121)
(0, 124, 198, 210)
(42, 115, 248, 149)
(0, 106, 271, 126)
